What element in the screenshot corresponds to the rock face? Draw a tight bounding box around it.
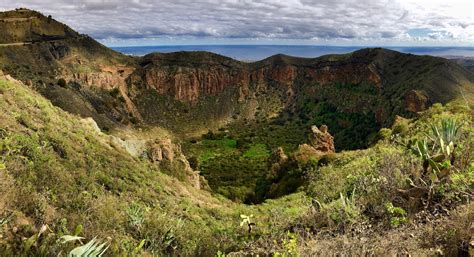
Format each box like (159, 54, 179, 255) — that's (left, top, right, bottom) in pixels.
(267, 147, 289, 179)
(308, 125, 335, 153)
(295, 125, 335, 163)
(405, 90, 429, 113)
(148, 139, 201, 189)
(130, 51, 385, 105)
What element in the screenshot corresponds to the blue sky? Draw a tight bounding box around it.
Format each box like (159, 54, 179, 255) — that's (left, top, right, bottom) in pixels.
(0, 0, 473, 47)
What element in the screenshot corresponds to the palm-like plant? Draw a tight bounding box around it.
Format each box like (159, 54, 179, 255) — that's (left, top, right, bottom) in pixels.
(59, 235, 109, 257)
(411, 117, 463, 207)
(429, 118, 461, 161)
(68, 238, 109, 257)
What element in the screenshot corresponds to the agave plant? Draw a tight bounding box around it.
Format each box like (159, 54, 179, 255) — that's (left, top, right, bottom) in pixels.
(59, 235, 109, 257)
(430, 118, 461, 146)
(410, 117, 463, 208)
(429, 118, 461, 161)
(68, 238, 109, 257)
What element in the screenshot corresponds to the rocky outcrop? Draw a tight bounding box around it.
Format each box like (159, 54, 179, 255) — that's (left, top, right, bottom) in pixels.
(0, 70, 20, 83)
(267, 147, 289, 180)
(308, 125, 335, 153)
(405, 90, 429, 113)
(133, 55, 384, 105)
(295, 125, 335, 163)
(148, 139, 201, 189)
(108, 136, 201, 189)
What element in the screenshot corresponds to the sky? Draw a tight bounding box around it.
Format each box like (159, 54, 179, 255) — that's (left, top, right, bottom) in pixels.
(0, 0, 473, 47)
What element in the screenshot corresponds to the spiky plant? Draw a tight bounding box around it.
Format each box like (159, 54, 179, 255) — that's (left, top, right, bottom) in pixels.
(59, 235, 109, 257)
(429, 118, 461, 159)
(68, 238, 109, 257)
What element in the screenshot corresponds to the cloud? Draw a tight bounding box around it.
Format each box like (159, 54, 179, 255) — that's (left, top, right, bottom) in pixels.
(0, 0, 472, 45)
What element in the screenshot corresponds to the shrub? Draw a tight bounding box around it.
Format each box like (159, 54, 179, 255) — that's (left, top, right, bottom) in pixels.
(392, 118, 409, 135)
(378, 128, 392, 141)
(384, 202, 407, 227)
(109, 88, 121, 98)
(57, 78, 67, 88)
(315, 191, 363, 230)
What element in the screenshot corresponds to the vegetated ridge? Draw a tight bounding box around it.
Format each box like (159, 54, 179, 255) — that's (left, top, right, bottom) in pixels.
(0, 8, 473, 256)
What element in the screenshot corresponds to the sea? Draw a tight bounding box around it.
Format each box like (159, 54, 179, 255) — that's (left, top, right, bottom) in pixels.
(110, 45, 474, 61)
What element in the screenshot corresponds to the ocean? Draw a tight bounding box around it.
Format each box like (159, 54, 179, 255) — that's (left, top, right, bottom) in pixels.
(110, 45, 474, 61)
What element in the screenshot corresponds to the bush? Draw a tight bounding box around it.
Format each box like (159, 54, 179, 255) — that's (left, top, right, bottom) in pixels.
(57, 78, 67, 88)
(385, 202, 408, 227)
(378, 128, 392, 141)
(109, 88, 121, 98)
(392, 117, 409, 135)
(315, 191, 363, 230)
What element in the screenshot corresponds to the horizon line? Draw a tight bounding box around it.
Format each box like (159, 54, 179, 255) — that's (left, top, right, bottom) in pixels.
(108, 44, 474, 49)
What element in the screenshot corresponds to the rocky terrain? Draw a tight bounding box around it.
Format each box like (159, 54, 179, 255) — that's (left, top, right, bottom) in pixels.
(1, 10, 473, 138)
(0, 9, 473, 256)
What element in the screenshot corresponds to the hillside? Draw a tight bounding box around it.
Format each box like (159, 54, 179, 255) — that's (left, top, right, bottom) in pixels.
(1, 69, 473, 256)
(0, 9, 473, 256)
(1, 9, 473, 141)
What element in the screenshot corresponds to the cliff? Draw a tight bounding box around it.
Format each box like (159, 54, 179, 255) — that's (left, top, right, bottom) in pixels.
(0, 9, 473, 149)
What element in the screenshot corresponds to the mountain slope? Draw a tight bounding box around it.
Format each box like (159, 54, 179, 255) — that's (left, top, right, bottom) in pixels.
(0, 71, 317, 255)
(1, 9, 473, 143)
(0, 8, 473, 256)
(0, 72, 472, 256)
(130, 48, 474, 136)
(0, 9, 138, 130)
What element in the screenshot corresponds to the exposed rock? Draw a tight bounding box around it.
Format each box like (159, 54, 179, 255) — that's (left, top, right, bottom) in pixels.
(0, 70, 21, 84)
(269, 147, 288, 165)
(308, 125, 335, 153)
(405, 90, 429, 113)
(131, 51, 387, 106)
(294, 144, 323, 163)
(150, 142, 163, 162)
(148, 139, 201, 189)
(267, 147, 289, 179)
(80, 117, 101, 133)
(294, 125, 335, 163)
(149, 139, 175, 162)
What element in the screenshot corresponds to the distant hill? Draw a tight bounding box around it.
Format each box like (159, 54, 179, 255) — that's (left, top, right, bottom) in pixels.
(0, 8, 79, 44)
(448, 56, 474, 72)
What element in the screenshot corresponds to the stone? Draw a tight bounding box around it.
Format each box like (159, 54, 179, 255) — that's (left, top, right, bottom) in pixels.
(294, 125, 335, 163)
(267, 147, 289, 179)
(308, 125, 335, 153)
(147, 139, 201, 189)
(405, 90, 428, 113)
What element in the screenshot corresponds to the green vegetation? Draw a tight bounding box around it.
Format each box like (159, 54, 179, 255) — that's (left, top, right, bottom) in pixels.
(184, 136, 270, 203)
(243, 144, 270, 158)
(1, 77, 473, 255)
(385, 202, 408, 227)
(1, 9, 473, 255)
(0, 79, 312, 256)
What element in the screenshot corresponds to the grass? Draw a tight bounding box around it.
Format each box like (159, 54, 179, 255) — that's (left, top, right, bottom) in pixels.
(0, 77, 472, 256)
(0, 78, 313, 256)
(243, 144, 270, 158)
